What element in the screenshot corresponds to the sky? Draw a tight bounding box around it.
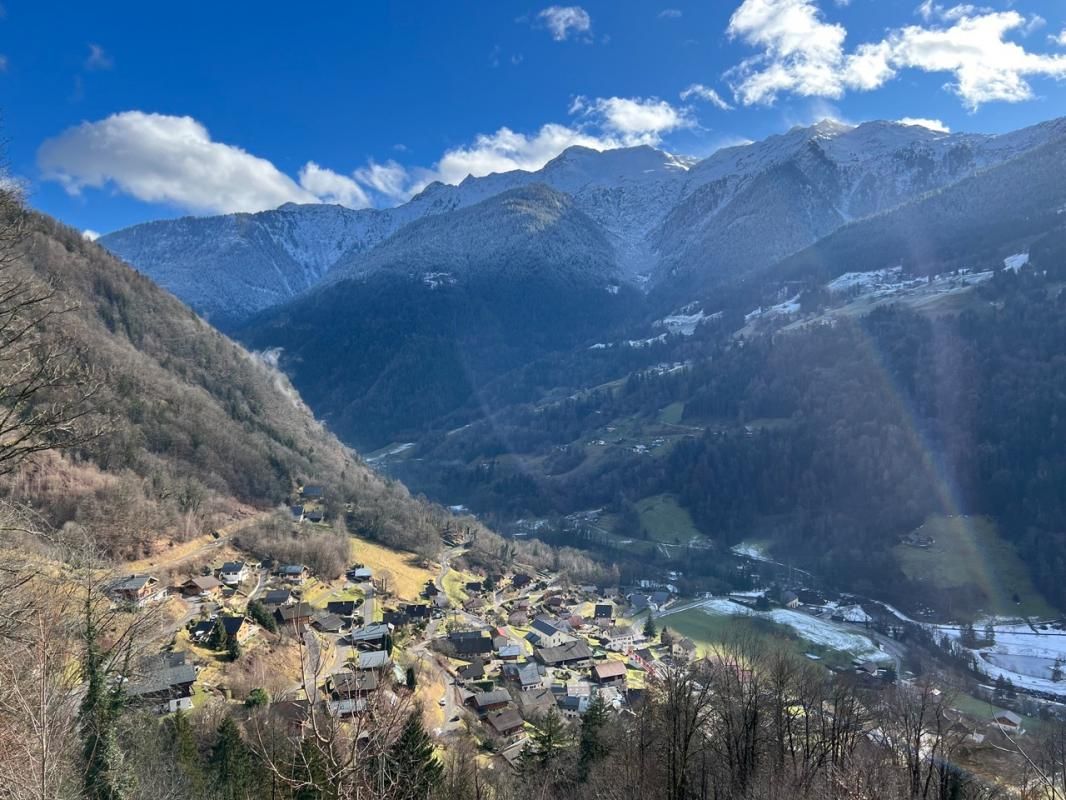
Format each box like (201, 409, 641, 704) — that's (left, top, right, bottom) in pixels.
(3, 0, 1066, 237)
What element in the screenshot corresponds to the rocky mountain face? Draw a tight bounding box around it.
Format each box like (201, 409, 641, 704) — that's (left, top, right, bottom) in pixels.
(100, 117, 1066, 326)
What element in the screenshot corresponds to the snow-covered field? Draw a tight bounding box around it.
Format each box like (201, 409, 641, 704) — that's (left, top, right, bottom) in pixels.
(941, 620, 1066, 694)
(1003, 252, 1030, 273)
(365, 441, 415, 464)
(661, 596, 882, 658)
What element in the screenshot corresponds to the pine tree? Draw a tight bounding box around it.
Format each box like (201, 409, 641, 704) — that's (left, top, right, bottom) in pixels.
(386, 710, 443, 800)
(167, 710, 205, 793)
(227, 633, 242, 662)
(211, 716, 253, 800)
(406, 666, 417, 690)
(522, 707, 571, 773)
(642, 615, 657, 639)
(577, 695, 610, 781)
(1052, 659, 1063, 683)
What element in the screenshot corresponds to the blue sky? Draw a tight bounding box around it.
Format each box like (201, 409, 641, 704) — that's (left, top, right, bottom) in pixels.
(4, 0, 1066, 236)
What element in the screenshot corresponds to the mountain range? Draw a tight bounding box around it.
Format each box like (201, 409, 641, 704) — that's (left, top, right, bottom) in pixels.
(101, 117, 1066, 327)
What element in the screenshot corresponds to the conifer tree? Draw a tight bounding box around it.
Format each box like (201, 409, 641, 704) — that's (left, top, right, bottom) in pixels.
(643, 614, 657, 638)
(577, 695, 610, 781)
(211, 716, 253, 800)
(522, 707, 571, 773)
(386, 710, 443, 800)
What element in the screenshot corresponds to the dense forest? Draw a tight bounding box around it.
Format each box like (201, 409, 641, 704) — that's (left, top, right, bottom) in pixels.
(397, 258, 1066, 611)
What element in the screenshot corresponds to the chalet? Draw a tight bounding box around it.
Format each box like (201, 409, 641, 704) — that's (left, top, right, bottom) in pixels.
(470, 689, 511, 714)
(449, 630, 494, 657)
(558, 695, 589, 719)
(278, 564, 308, 584)
(190, 619, 214, 643)
(486, 708, 525, 738)
(327, 670, 378, 698)
(518, 686, 556, 716)
(530, 618, 572, 648)
(512, 573, 532, 590)
(508, 610, 530, 627)
(504, 662, 543, 691)
(219, 561, 249, 586)
(349, 567, 373, 583)
(535, 640, 592, 668)
(628, 594, 652, 614)
(567, 614, 585, 630)
(780, 591, 800, 609)
(594, 603, 613, 621)
(403, 603, 431, 620)
(465, 581, 483, 593)
(305, 510, 325, 524)
(650, 590, 672, 609)
(592, 660, 627, 686)
(349, 623, 390, 651)
(672, 638, 698, 661)
(457, 659, 486, 683)
(603, 625, 638, 651)
(275, 603, 316, 631)
(290, 505, 305, 521)
(110, 575, 166, 608)
(301, 484, 325, 499)
(217, 615, 257, 644)
(993, 710, 1023, 731)
(329, 698, 369, 717)
(262, 589, 293, 607)
(497, 644, 522, 661)
(422, 582, 440, 598)
(126, 653, 197, 714)
(326, 600, 359, 617)
(181, 575, 222, 598)
(357, 650, 392, 671)
(383, 609, 410, 627)
(312, 613, 347, 633)
(463, 597, 485, 612)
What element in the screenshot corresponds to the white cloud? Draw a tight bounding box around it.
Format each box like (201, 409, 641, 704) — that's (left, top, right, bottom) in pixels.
(38, 111, 323, 215)
(680, 83, 734, 110)
(82, 229, 100, 241)
(897, 116, 950, 132)
(537, 5, 591, 41)
(659, 8, 682, 19)
(574, 96, 694, 142)
(85, 43, 112, 71)
(352, 96, 692, 204)
(297, 162, 371, 208)
(1052, 29, 1066, 47)
(725, 0, 1066, 109)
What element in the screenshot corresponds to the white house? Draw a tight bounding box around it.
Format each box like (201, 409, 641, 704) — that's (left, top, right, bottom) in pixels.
(219, 561, 249, 586)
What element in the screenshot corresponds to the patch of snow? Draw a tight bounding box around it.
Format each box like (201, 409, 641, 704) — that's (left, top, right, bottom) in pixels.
(605, 284, 620, 295)
(655, 310, 708, 336)
(1003, 252, 1029, 273)
(422, 271, 456, 289)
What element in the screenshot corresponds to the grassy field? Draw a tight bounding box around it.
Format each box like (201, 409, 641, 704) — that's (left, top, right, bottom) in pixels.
(893, 515, 1055, 619)
(636, 494, 704, 545)
(349, 537, 435, 601)
(659, 402, 686, 425)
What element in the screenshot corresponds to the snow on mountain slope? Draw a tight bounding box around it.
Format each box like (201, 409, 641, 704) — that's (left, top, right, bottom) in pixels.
(100, 116, 1066, 324)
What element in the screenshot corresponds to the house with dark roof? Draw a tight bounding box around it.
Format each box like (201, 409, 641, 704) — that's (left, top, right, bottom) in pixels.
(469, 689, 511, 714)
(530, 617, 572, 648)
(275, 603, 316, 631)
(278, 564, 308, 584)
(290, 505, 305, 521)
(312, 613, 347, 633)
(512, 573, 532, 590)
(558, 695, 589, 719)
(403, 603, 431, 619)
(672, 638, 698, 661)
(497, 644, 522, 661)
(219, 615, 256, 642)
(457, 659, 485, 683)
(301, 484, 325, 499)
(448, 630, 494, 656)
(535, 640, 592, 668)
(327, 670, 378, 698)
(219, 561, 249, 586)
(382, 609, 410, 627)
(326, 600, 358, 617)
(110, 575, 166, 607)
(780, 590, 800, 609)
(126, 653, 197, 713)
(262, 589, 293, 607)
(465, 580, 483, 593)
(190, 619, 214, 643)
(594, 603, 613, 621)
(504, 661, 543, 692)
(517, 685, 556, 717)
